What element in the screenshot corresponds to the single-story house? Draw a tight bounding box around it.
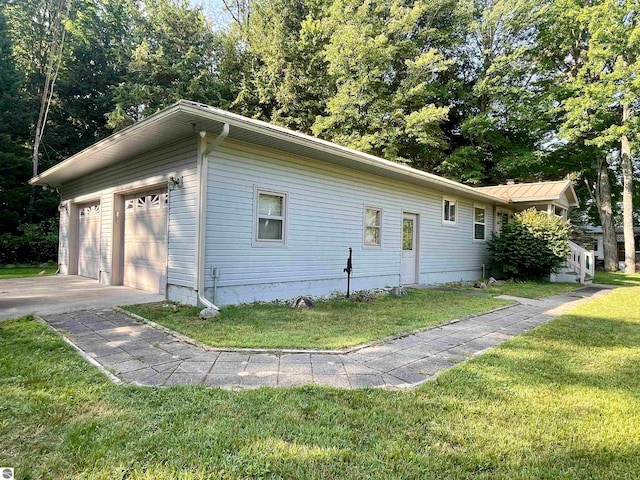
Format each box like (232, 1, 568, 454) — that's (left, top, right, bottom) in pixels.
(29, 100, 581, 307)
(585, 226, 640, 262)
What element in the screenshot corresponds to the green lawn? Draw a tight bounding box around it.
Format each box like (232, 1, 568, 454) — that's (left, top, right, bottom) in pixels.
(125, 289, 511, 350)
(594, 270, 640, 287)
(0, 265, 57, 279)
(2, 286, 639, 478)
(483, 279, 581, 298)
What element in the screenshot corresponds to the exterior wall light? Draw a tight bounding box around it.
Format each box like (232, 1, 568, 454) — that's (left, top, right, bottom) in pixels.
(168, 176, 182, 191)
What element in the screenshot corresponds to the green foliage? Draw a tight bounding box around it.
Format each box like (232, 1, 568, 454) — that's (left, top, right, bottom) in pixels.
(0, 220, 58, 264)
(312, 0, 456, 166)
(106, 0, 239, 129)
(489, 209, 572, 279)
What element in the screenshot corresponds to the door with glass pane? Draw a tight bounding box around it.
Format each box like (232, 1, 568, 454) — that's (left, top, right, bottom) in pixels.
(401, 213, 418, 284)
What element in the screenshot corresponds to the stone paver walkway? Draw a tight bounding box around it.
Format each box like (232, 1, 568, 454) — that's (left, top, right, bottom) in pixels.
(42, 286, 612, 390)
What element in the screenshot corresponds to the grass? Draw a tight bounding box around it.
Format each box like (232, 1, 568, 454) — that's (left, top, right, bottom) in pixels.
(443, 279, 581, 299)
(124, 289, 511, 350)
(0, 265, 57, 279)
(482, 279, 581, 298)
(594, 270, 640, 287)
(2, 287, 640, 479)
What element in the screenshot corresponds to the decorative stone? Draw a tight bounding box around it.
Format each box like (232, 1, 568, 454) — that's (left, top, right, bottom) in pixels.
(351, 290, 374, 302)
(487, 277, 499, 285)
(199, 306, 219, 319)
(474, 282, 487, 289)
(38, 270, 47, 276)
(389, 286, 408, 296)
(291, 296, 314, 309)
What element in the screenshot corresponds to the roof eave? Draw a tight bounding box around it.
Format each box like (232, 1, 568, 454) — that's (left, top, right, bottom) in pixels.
(29, 100, 509, 205)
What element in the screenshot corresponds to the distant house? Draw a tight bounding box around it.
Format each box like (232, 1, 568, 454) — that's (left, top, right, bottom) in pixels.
(586, 226, 640, 262)
(29, 101, 584, 306)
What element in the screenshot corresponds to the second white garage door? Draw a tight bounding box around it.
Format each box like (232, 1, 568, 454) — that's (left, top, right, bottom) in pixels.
(124, 190, 168, 293)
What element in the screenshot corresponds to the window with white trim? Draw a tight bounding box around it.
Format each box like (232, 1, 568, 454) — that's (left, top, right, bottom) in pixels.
(256, 190, 286, 243)
(364, 207, 381, 246)
(474, 206, 486, 240)
(443, 197, 457, 225)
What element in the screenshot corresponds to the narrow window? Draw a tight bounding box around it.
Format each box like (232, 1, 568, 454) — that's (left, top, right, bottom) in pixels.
(148, 192, 161, 209)
(474, 206, 486, 241)
(364, 207, 381, 246)
(443, 197, 457, 225)
(136, 195, 147, 210)
(256, 190, 286, 242)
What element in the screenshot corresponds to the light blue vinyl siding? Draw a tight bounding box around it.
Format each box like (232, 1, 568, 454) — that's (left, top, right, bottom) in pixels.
(204, 141, 494, 304)
(59, 139, 198, 288)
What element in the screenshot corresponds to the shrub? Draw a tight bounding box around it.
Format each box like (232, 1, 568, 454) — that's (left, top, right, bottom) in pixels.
(0, 220, 58, 265)
(489, 208, 571, 279)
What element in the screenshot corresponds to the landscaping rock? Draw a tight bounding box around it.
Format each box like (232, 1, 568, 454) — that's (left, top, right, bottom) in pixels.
(199, 306, 219, 319)
(38, 270, 47, 276)
(474, 282, 487, 289)
(291, 296, 314, 309)
(351, 290, 374, 302)
(487, 277, 500, 286)
(389, 286, 407, 296)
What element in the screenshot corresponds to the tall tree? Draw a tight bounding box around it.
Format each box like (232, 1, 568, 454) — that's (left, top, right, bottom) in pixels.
(0, 6, 31, 235)
(439, 0, 551, 185)
(232, 0, 331, 134)
(559, 0, 639, 272)
(312, 0, 457, 167)
(107, 0, 236, 129)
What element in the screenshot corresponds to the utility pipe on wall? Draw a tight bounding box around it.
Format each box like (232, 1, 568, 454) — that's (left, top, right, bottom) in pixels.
(195, 123, 230, 313)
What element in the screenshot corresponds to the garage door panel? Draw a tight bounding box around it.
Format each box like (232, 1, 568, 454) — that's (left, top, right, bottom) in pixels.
(78, 202, 101, 279)
(123, 190, 168, 294)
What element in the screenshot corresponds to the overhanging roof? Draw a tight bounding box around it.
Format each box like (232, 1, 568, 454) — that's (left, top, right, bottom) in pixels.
(475, 180, 579, 207)
(29, 100, 508, 205)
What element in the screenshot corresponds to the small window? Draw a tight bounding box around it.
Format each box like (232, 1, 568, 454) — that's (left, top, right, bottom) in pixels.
(125, 198, 135, 210)
(554, 206, 565, 218)
(474, 206, 486, 241)
(136, 195, 147, 210)
(256, 190, 286, 243)
(149, 193, 161, 209)
(402, 218, 414, 251)
(443, 197, 457, 225)
(364, 207, 381, 246)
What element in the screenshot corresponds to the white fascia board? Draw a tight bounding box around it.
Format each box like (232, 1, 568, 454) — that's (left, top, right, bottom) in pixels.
(30, 100, 508, 205)
(178, 102, 508, 205)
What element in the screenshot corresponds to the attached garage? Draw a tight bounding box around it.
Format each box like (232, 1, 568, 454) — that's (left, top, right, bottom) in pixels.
(123, 190, 168, 294)
(77, 202, 101, 279)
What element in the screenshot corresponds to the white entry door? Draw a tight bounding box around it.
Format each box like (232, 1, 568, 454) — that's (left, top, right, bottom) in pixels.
(401, 213, 418, 285)
(123, 190, 168, 293)
(78, 202, 101, 279)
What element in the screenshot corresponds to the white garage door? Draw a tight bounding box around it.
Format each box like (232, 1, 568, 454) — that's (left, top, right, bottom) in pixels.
(124, 190, 168, 293)
(78, 202, 101, 279)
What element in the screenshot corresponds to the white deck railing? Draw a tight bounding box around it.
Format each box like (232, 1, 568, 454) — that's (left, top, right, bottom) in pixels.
(567, 240, 595, 284)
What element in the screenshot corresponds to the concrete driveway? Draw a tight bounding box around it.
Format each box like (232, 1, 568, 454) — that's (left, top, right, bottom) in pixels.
(0, 275, 164, 320)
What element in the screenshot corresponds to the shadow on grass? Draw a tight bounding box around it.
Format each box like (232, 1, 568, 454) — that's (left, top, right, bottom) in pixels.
(2, 309, 640, 479)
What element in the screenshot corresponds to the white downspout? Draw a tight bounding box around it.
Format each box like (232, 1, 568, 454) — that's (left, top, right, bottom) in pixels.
(195, 124, 229, 315)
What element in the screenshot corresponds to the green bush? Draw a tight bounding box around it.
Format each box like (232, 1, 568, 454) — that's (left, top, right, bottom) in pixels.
(0, 220, 58, 264)
(489, 208, 571, 279)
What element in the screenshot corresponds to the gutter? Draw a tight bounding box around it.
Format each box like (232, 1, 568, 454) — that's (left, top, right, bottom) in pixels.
(195, 124, 230, 315)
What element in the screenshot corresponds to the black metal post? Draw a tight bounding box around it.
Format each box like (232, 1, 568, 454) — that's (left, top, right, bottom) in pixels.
(344, 247, 353, 298)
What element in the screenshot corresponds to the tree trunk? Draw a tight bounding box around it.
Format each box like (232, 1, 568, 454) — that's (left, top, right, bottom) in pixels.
(596, 156, 618, 271)
(621, 103, 635, 273)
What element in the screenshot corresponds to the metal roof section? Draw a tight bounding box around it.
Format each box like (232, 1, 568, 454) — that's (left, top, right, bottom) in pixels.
(29, 100, 509, 205)
(475, 180, 579, 207)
